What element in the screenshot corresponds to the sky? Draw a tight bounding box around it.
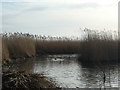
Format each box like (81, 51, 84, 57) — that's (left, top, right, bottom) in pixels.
(1, 0, 119, 37)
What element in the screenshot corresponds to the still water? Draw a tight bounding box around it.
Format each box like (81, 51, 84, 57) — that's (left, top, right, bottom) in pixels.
(15, 54, 119, 88)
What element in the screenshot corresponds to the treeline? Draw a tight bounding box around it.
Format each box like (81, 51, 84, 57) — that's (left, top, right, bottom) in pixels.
(2, 33, 80, 62)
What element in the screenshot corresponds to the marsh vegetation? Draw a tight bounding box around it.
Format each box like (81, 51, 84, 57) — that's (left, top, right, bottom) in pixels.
(2, 32, 81, 62)
(2, 29, 119, 89)
(2, 29, 119, 63)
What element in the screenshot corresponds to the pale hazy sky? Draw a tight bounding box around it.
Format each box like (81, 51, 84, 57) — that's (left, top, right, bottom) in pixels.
(1, 0, 119, 37)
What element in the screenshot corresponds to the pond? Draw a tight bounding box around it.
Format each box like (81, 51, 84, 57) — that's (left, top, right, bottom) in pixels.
(11, 54, 120, 88)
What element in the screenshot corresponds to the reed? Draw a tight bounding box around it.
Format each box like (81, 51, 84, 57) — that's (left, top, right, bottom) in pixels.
(2, 29, 119, 63)
(2, 33, 35, 60)
(2, 33, 81, 61)
(79, 29, 118, 63)
(35, 40, 80, 55)
(2, 35, 10, 61)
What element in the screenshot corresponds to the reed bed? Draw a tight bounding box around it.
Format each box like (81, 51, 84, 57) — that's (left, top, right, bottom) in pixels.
(2, 29, 119, 63)
(79, 29, 118, 63)
(2, 33, 81, 62)
(2, 33, 36, 62)
(36, 40, 80, 55)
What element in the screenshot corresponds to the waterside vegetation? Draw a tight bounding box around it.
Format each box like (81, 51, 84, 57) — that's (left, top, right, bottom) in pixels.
(2, 29, 119, 63)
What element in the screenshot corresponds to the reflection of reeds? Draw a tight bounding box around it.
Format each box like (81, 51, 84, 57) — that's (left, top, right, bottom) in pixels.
(79, 28, 118, 63)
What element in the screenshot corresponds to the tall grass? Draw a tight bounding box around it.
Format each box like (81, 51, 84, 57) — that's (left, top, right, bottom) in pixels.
(2, 33, 81, 61)
(79, 29, 118, 63)
(35, 40, 80, 55)
(118, 29, 120, 61)
(2, 29, 119, 63)
(0, 34, 3, 62)
(2, 33, 36, 60)
(34, 35, 81, 55)
(2, 39, 9, 61)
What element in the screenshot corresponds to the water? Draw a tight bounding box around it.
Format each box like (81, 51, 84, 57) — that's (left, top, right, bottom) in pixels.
(13, 54, 120, 88)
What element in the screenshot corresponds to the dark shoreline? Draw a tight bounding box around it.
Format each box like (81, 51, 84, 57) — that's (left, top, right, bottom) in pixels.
(2, 57, 59, 89)
(2, 71, 58, 89)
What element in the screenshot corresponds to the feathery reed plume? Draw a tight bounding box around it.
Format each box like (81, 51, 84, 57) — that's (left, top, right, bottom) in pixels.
(79, 29, 118, 63)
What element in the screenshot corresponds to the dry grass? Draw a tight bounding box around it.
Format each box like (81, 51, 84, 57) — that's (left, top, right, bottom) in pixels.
(2, 30, 119, 63)
(118, 39, 120, 62)
(2, 40, 9, 61)
(36, 40, 80, 55)
(79, 29, 118, 63)
(2, 71, 57, 89)
(2, 33, 36, 61)
(2, 33, 81, 61)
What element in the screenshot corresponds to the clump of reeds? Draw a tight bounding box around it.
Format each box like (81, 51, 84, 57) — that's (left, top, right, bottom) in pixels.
(2, 32, 81, 61)
(118, 40, 120, 62)
(79, 28, 118, 63)
(35, 40, 80, 55)
(2, 33, 36, 61)
(2, 37, 10, 61)
(3, 30, 118, 63)
(2, 71, 57, 89)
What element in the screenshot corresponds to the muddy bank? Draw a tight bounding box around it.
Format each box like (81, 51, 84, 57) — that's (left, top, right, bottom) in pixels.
(2, 71, 58, 89)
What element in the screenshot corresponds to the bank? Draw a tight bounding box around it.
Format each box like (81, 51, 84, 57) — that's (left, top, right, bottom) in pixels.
(2, 58, 59, 89)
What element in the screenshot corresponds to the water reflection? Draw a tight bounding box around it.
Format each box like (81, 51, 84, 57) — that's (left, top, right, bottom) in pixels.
(14, 55, 119, 88)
